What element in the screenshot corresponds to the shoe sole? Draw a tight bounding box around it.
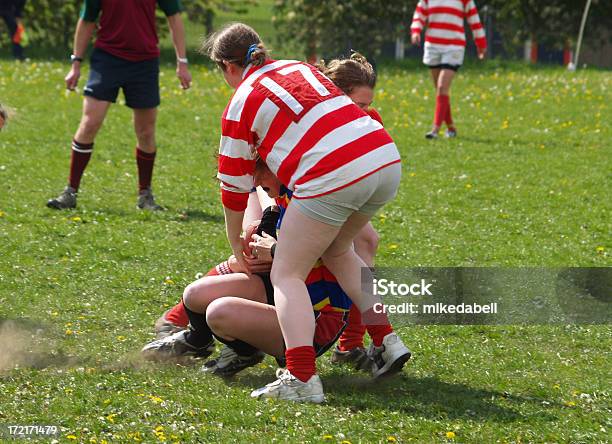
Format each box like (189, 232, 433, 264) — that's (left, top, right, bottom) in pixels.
(372, 351, 411, 378)
(251, 392, 325, 404)
(46, 200, 76, 210)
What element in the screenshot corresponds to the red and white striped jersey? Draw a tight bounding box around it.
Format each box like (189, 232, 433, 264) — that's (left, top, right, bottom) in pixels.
(411, 0, 486, 50)
(218, 60, 400, 211)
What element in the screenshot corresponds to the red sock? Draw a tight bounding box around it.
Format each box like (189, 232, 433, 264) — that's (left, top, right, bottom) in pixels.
(165, 301, 189, 327)
(136, 148, 156, 192)
(69, 139, 93, 190)
(285, 346, 316, 382)
(445, 97, 454, 129)
(366, 324, 394, 347)
(434, 94, 450, 128)
(338, 304, 366, 351)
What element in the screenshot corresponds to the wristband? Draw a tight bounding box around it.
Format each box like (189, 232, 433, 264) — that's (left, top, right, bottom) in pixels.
(70, 54, 83, 63)
(177, 57, 188, 64)
(270, 243, 276, 259)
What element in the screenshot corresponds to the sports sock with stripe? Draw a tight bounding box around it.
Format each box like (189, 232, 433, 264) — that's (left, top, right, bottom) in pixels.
(136, 147, 156, 192)
(69, 139, 93, 190)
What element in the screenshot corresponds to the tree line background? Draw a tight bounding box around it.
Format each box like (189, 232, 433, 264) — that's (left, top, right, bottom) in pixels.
(3, 0, 611, 61)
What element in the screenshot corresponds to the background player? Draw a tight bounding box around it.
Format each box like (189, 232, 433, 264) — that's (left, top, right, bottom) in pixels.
(46, 0, 191, 210)
(410, 0, 486, 139)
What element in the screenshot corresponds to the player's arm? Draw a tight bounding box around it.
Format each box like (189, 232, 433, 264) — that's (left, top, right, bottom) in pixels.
(410, 0, 428, 45)
(465, 0, 487, 59)
(161, 0, 192, 89)
(65, 1, 98, 90)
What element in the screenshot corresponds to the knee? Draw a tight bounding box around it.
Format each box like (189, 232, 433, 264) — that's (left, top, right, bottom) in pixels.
(436, 84, 449, 96)
(270, 265, 283, 287)
(135, 122, 156, 147)
(205, 299, 234, 334)
(270, 265, 299, 289)
(322, 244, 353, 263)
(78, 115, 103, 140)
(356, 230, 379, 258)
(182, 281, 208, 311)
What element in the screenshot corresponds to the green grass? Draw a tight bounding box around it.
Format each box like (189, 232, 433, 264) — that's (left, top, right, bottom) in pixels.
(0, 57, 610, 443)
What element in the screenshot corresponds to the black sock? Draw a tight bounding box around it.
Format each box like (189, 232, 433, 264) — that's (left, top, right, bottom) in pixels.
(183, 304, 214, 347)
(212, 333, 258, 357)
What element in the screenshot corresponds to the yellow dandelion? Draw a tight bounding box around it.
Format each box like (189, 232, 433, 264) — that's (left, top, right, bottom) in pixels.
(164, 277, 175, 285)
(323, 436, 333, 441)
(341, 441, 352, 444)
(0, 211, 5, 217)
(67, 435, 77, 440)
(446, 431, 456, 439)
(116, 335, 126, 342)
(106, 413, 116, 423)
(388, 437, 398, 442)
(71, 216, 82, 223)
(65, 329, 73, 335)
(149, 395, 164, 404)
(465, 184, 472, 189)
(596, 246, 604, 253)
(389, 244, 398, 250)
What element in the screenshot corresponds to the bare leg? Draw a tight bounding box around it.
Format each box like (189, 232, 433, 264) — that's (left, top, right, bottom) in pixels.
(437, 69, 456, 130)
(353, 222, 379, 267)
(429, 68, 442, 132)
(132, 108, 157, 153)
(436, 68, 456, 96)
(321, 211, 379, 312)
(182, 273, 267, 313)
(271, 205, 340, 349)
(206, 297, 285, 358)
(271, 205, 380, 349)
(429, 67, 441, 90)
(74, 96, 112, 143)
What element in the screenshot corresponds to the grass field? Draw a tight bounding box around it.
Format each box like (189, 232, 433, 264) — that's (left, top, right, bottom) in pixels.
(0, 53, 610, 444)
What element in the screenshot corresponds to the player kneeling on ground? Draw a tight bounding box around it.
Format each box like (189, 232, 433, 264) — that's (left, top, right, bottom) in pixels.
(142, 160, 411, 402)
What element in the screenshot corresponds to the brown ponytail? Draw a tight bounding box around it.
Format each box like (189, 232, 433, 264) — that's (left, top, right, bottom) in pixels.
(201, 22, 270, 70)
(317, 52, 376, 95)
